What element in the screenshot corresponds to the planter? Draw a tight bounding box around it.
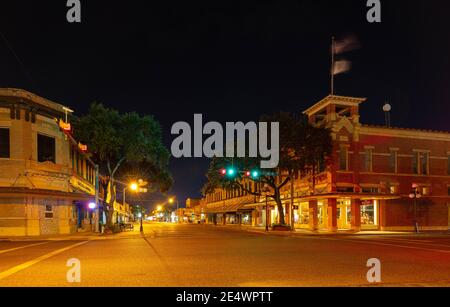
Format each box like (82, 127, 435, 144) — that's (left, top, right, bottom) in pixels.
(272, 224, 291, 231)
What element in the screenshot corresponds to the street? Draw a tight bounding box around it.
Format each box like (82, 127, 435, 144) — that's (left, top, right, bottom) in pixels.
(0, 223, 449, 287)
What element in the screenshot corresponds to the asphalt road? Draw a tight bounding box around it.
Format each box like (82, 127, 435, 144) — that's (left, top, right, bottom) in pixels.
(0, 223, 449, 286)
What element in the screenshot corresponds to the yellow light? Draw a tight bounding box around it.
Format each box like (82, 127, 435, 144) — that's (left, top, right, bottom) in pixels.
(130, 183, 138, 191)
(168, 197, 174, 204)
(157, 205, 162, 211)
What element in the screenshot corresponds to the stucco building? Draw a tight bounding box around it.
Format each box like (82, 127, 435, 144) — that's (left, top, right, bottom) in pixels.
(0, 88, 97, 236)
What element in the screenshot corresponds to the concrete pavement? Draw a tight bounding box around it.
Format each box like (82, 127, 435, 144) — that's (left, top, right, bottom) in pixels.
(0, 222, 449, 286)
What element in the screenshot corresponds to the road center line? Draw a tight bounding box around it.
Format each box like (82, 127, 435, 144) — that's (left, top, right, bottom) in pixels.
(0, 242, 50, 254)
(0, 241, 88, 281)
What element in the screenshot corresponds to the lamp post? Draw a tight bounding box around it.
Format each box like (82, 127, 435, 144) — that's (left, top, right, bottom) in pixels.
(123, 182, 138, 206)
(409, 183, 421, 233)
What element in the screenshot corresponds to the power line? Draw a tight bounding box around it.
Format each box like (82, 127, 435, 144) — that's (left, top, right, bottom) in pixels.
(0, 30, 39, 90)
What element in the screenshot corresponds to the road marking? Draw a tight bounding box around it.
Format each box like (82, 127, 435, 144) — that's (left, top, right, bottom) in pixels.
(0, 241, 88, 281)
(317, 237, 450, 254)
(0, 242, 50, 254)
(371, 238, 450, 249)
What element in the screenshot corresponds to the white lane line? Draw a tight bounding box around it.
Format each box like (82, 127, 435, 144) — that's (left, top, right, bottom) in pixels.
(315, 237, 450, 254)
(0, 241, 88, 281)
(0, 242, 50, 255)
(346, 237, 450, 249)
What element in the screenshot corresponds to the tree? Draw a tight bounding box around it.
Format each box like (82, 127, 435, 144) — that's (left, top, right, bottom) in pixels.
(203, 112, 332, 226)
(74, 102, 172, 228)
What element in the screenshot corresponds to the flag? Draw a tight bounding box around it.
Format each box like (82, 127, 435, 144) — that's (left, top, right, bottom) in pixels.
(333, 60, 352, 75)
(334, 34, 361, 55)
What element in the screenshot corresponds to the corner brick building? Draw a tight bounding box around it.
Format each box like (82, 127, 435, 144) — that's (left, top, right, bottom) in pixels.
(201, 95, 450, 232)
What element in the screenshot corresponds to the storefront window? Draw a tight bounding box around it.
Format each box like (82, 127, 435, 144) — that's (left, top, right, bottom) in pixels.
(294, 202, 309, 226)
(226, 213, 237, 224)
(240, 212, 252, 225)
(361, 200, 378, 227)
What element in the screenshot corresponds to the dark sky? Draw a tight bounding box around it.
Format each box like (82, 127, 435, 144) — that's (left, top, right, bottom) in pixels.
(1, 0, 450, 206)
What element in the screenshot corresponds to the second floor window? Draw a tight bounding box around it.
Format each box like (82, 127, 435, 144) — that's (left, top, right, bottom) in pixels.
(0, 128, 10, 158)
(339, 147, 348, 171)
(389, 150, 398, 173)
(413, 151, 429, 175)
(38, 134, 56, 163)
(363, 148, 373, 172)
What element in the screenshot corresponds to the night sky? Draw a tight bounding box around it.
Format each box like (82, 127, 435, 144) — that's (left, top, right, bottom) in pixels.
(1, 0, 450, 207)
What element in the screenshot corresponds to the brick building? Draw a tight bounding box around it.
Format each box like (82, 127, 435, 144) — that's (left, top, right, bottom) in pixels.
(201, 95, 450, 232)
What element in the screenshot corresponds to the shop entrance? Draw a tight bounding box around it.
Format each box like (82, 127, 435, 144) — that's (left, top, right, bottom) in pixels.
(337, 199, 352, 230)
(318, 200, 328, 229)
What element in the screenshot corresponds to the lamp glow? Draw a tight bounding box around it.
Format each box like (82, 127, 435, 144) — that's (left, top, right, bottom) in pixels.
(88, 202, 96, 209)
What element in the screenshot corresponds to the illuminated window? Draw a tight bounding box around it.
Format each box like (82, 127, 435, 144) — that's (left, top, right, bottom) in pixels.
(362, 187, 379, 194)
(422, 186, 430, 196)
(390, 186, 398, 194)
(360, 200, 378, 226)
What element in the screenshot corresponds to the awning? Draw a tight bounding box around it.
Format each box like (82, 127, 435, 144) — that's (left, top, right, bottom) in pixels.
(206, 195, 256, 213)
(0, 187, 93, 201)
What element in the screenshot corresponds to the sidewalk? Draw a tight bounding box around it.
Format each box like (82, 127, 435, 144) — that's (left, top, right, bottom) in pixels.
(0, 224, 143, 242)
(209, 223, 450, 237)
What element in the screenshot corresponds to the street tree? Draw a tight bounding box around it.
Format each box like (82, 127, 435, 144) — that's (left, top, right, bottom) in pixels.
(74, 102, 172, 228)
(203, 112, 332, 226)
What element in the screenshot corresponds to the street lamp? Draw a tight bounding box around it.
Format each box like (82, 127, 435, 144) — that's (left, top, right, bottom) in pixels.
(88, 202, 96, 229)
(123, 182, 138, 206)
(409, 183, 422, 233)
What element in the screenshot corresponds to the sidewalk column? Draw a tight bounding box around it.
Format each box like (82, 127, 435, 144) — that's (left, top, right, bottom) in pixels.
(285, 202, 290, 226)
(309, 199, 318, 231)
(351, 198, 361, 232)
(327, 198, 338, 232)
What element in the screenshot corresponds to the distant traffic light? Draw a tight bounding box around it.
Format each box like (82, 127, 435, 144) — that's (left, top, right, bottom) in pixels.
(251, 170, 259, 179)
(227, 168, 236, 177)
(220, 168, 227, 176)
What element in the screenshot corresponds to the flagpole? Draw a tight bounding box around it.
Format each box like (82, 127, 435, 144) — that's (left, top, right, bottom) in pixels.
(331, 36, 335, 95)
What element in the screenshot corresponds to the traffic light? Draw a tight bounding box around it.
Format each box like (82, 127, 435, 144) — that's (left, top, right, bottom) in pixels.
(226, 167, 236, 178)
(250, 170, 259, 179)
(244, 170, 259, 179)
(220, 167, 237, 179)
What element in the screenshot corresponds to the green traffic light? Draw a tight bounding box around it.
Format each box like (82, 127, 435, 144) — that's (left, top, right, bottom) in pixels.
(251, 171, 259, 178)
(227, 168, 236, 177)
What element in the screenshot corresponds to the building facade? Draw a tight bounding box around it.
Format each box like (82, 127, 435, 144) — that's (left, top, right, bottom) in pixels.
(201, 95, 450, 232)
(0, 88, 97, 236)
